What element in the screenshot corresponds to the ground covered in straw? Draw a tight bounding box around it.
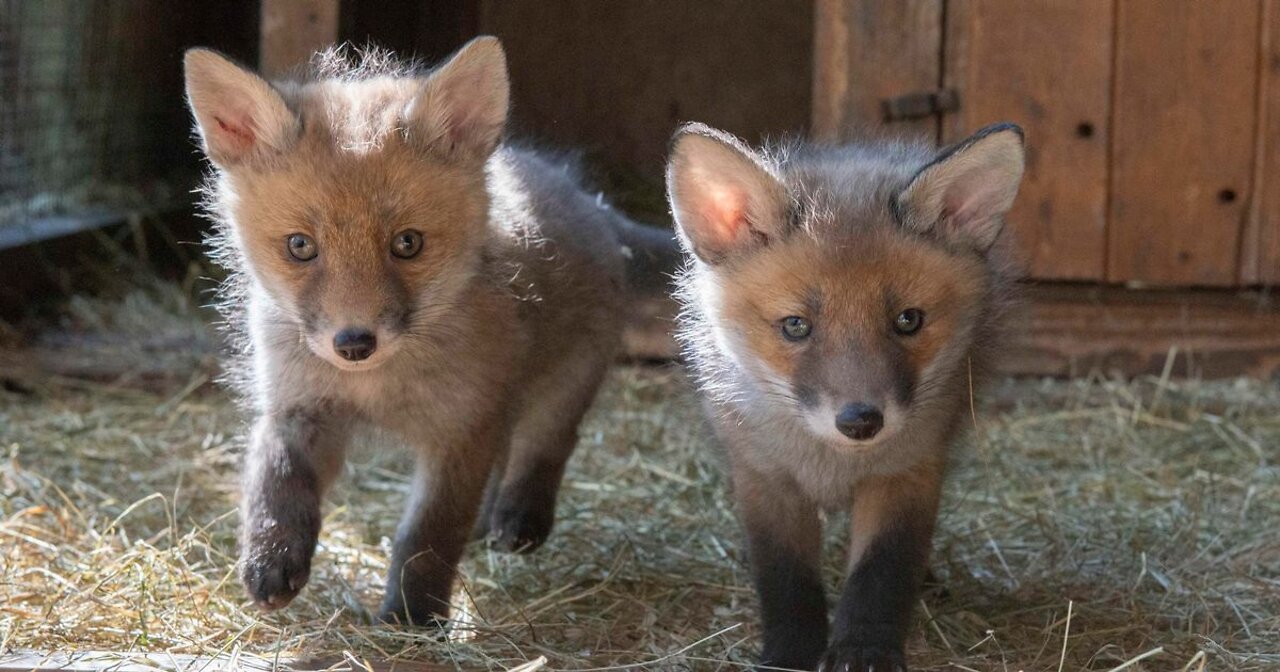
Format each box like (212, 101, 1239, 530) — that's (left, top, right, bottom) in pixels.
(1, 289, 1277, 671)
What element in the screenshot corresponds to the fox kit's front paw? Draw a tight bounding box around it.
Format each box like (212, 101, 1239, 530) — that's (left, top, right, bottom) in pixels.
(375, 604, 449, 630)
(240, 524, 317, 610)
(817, 643, 906, 672)
(488, 495, 555, 554)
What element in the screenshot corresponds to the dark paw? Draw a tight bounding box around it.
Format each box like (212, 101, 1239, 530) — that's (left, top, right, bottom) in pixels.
(757, 652, 822, 672)
(487, 499, 555, 554)
(817, 643, 906, 672)
(376, 602, 450, 630)
(758, 634, 826, 671)
(240, 534, 315, 611)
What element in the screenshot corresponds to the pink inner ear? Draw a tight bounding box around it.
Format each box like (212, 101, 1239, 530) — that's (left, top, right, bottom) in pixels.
(944, 175, 996, 226)
(444, 101, 475, 147)
(700, 183, 748, 247)
(435, 69, 491, 147)
(212, 112, 257, 156)
(942, 191, 968, 225)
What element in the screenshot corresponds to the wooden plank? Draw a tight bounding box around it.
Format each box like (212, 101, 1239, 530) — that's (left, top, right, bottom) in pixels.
(621, 294, 679, 362)
(811, 0, 943, 141)
(999, 285, 1280, 379)
(342, 0, 482, 64)
(940, 0, 973, 143)
(0, 652, 452, 672)
(1243, 0, 1280, 285)
(480, 0, 812, 182)
(259, 0, 340, 76)
(944, 0, 1113, 281)
(1108, 1, 1261, 287)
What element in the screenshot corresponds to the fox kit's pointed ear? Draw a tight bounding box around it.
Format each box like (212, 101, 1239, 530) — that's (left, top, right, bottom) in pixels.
(409, 36, 509, 160)
(666, 124, 791, 264)
(184, 48, 300, 168)
(894, 123, 1025, 252)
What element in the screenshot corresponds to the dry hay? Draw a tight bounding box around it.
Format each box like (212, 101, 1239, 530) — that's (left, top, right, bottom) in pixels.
(0, 289, 1277, 671)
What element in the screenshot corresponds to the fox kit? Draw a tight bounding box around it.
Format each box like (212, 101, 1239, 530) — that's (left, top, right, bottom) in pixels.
(184, 38, 676, 624)
(666, 123, 1025, 671)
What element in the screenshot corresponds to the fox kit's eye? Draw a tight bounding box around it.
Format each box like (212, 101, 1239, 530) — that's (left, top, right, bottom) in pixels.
(286, 233, 317, 261)
(780, 316, 812, 341)
(391, 230, 424, 259)
(894, 308, 925, 335)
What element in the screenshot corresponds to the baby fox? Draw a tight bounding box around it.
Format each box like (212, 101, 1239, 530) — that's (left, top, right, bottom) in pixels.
(667, 123, 1025, 671)
(184, 38, 676, 624)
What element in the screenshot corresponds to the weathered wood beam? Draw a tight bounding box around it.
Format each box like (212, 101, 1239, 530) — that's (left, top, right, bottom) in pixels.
(1001, 285, 1280, 379)
(259, 0, 341, 76)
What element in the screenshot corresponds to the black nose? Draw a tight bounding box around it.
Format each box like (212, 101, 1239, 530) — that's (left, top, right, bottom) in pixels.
(835, 403, 884, 441)
(333, 328, 377, 362)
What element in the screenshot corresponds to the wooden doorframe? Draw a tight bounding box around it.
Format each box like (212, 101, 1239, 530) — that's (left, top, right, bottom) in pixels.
(811, 0, 944, 142)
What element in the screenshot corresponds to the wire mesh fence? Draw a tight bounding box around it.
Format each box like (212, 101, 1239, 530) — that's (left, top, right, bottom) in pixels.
(0, 0, 258, 248)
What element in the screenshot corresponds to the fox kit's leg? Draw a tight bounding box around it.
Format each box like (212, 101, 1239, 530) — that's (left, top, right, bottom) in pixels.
(734, 462, 829, 670)
(484, 353, 610, 553)
(379, 420, 506, 625)
(819, 464, 943, 672)
(240, 407, 351, 610)
(472, 460, 507, 540)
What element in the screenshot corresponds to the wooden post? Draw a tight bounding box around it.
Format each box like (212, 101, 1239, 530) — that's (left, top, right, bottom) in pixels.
(259, 0, 341, 76)
(1243, 0, 1280, 286)
(811, 0, 943, 141)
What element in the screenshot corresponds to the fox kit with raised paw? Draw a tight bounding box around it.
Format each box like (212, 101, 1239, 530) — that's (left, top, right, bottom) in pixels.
(184, 38, 677, 625)
(666, 123, 1025, 671)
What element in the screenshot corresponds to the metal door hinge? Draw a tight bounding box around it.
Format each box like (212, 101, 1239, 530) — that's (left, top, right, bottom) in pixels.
(882, 89, 960, 122)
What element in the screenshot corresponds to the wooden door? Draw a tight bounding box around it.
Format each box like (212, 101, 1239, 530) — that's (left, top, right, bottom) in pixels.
(1107, 0, 1260, 287)
(816, 0, 1280, 288)
(812, 0, 943, 142)
(944, 0, 1113, 281)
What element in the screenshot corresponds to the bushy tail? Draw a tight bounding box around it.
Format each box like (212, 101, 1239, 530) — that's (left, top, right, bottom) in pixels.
(614, 217, 684, 362)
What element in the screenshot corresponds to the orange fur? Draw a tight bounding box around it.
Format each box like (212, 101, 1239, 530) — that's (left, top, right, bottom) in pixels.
(717, 229, 990, 389)
(668, 122, 1026, 670)
(186, 40, 680, 622)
